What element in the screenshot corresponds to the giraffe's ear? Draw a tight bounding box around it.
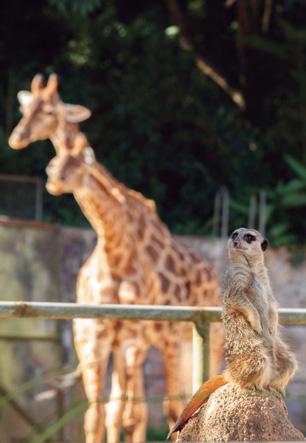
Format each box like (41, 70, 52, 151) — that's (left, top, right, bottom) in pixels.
(17, 91, 33, 109)
(83, 147, 96, 165)
(64, 104, 91, 123)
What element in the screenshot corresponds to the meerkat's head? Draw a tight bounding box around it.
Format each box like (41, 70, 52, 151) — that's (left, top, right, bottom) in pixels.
(228, 227, 269, 263)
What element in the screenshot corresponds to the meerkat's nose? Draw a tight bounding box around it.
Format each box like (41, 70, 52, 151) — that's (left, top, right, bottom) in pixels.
(233, 240, 238, 247)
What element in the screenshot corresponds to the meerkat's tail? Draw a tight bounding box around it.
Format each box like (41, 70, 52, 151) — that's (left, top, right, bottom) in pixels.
(167, 374, 228, 439)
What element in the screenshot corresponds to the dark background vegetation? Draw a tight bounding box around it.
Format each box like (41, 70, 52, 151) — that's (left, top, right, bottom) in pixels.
(1, 0, 306, 246)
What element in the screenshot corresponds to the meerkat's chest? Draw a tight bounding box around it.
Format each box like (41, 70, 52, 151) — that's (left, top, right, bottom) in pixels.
(249, 277, 270, 306)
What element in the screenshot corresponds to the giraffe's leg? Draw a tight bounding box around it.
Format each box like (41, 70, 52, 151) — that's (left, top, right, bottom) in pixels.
(106, 346, 126, 443)
(162, 337, 184, 440)
(74, 320, 112, 443)
(122, 341, 148, 443)
(209, 322, 225, 376)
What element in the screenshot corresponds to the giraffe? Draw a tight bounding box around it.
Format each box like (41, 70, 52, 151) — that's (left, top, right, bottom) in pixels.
(8, 74, 224, 443)
(9, 73, 149, 443)
(45, 145, 224, 439)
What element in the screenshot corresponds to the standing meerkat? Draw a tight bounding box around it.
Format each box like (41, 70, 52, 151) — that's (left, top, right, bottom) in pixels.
(168, 227, 297, 437)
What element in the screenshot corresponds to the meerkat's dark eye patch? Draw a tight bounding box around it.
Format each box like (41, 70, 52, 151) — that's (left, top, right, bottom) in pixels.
(244, 233, 256, 243)
(231, 232, 238, 240)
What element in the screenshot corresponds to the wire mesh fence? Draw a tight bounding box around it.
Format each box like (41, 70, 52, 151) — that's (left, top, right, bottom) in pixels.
(0, 174, 43, 221)
(0, 175, 271, 239)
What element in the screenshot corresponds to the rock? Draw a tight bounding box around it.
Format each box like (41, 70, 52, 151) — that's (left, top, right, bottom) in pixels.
(176, 383, 305, 442)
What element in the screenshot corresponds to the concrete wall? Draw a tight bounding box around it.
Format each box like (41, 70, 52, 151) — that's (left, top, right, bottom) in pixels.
(0, 219, 63, 443)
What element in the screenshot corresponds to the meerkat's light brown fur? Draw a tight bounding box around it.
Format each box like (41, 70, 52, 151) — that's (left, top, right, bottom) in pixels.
(223, 227, 296, 390)
(168, 227, 297, 437)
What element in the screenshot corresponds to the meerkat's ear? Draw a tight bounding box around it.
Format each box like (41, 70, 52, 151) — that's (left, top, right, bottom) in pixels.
(261, 239, 269, 251)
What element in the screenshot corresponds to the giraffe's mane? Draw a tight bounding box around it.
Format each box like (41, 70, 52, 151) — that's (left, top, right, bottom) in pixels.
(93, 162, 157, 214)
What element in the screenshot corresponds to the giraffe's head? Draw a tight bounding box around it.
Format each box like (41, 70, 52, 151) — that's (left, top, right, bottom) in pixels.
(45, 147, 96, 195)
(8, 73, 91, 150)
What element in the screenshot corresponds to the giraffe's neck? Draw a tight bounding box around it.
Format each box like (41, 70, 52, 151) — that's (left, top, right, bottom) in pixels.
(50, 122, 88, 154)
(74, 163, 130, 252)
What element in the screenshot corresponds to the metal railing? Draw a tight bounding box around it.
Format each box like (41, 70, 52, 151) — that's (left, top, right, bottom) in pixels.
(1, 301, 306, 392)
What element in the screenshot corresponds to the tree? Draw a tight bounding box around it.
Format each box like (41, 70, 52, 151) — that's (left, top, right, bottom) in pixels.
(1, 0, 306, 245)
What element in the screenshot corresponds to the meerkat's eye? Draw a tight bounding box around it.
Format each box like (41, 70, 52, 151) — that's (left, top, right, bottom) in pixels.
(231, 232, 238, 240)
(244, 233, 256, 243)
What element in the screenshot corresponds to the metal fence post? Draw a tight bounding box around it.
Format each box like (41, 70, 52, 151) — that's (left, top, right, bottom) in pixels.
(192, 320, 210, 393)
(35, 178, 43, 221)
(213, 186, 229, 239)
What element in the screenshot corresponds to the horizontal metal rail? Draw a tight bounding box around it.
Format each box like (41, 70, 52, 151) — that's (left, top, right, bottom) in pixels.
(1, 301, 306, 391)
(0, 301, 306, 324)
(0, 173, 41, 184)
(0, 301, 220, 322)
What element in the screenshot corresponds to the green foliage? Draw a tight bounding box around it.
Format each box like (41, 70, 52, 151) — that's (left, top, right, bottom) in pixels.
(252, 154, 306, 246)
(285, 154, 306, 181)
(48, 0, 101, 16)
(1, 1, 306, 245)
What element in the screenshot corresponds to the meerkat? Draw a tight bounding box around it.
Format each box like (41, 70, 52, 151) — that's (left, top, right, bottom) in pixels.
(168, 228, 297, 438)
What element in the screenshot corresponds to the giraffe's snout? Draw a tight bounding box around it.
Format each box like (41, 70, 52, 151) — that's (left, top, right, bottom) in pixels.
(8, 127, 31, 149)
(45, 176, 65, 196)
(45, 158, 67, 195)
(45, 159, 65, 181)
(45, 160, 57, 177)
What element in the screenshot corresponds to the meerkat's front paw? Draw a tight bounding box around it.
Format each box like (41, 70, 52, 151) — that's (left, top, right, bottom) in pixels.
(252, 320, 262, 335)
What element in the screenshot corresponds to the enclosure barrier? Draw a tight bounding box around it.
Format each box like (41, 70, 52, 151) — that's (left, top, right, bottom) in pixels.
(1, 301, 306, 392)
